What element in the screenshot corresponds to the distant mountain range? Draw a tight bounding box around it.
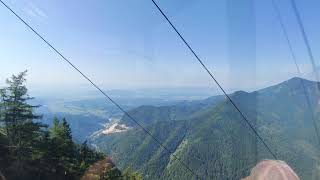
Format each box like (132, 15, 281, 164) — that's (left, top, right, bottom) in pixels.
(90, 77, 320, 179)
(34, 93, 192, 141)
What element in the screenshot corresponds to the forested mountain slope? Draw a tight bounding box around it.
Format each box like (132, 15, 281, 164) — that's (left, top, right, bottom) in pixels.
(91, 77, 320, 179)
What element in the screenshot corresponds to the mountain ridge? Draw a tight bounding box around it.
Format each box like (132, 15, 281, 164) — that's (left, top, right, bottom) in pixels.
(90, 77, 320, 179)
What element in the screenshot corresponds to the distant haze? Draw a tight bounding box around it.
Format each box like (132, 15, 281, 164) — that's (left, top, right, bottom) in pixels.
(1, 0, 319, 95)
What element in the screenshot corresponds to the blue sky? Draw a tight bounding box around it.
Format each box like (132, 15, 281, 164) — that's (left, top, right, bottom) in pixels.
(0, 0, 319, 95)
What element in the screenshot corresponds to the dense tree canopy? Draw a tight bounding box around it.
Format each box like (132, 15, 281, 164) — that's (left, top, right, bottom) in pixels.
(0, 71, 141, 180)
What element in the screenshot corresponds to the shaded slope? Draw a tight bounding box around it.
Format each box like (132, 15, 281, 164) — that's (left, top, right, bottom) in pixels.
(91, 77, 320, 179)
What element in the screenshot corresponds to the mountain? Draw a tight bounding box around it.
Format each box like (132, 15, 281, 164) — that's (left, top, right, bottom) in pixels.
(120, 95, 224, 127)
(90, 77, 320, 179)
(34, 94, 190, 141)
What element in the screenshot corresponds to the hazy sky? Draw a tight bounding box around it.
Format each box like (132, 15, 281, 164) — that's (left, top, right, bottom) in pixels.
(0, 0, 319, 94)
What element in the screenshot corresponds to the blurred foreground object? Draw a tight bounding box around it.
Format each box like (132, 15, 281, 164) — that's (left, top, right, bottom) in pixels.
(241, 160, 299, 180)
(0, 171, 6, 180)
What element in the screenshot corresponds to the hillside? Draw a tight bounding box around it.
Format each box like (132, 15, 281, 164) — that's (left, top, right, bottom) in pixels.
(35, 90, 207, 142)
(119, 95, 224, 127)
(91, 77, 320, 179)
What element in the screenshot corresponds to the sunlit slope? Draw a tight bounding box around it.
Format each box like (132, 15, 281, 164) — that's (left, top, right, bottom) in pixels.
(92, 77, 320, 180)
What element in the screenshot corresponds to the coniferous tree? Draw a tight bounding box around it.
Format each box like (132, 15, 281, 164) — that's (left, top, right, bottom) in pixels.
(0, 71, 132, 179)
(0, 71, 45, 174)
(48, 117, 75, 177)
(49, 117, 60, 138)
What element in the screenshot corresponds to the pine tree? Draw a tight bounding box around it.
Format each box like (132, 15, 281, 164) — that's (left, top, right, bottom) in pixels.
(79, 140, 91, 163)
(49, 117, 73, 152)
(0, 72, 110, 179)
(0, 71, 45, 173)
(49, 117, 60, 138)
(61, 118, 73, 145)
(48, 117, 79, 177)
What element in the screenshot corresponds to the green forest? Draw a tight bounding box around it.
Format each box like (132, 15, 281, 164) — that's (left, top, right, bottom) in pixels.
(2, 71, 320, 180)
(0, 71, 141, 180)
(92, 77, 320, 179)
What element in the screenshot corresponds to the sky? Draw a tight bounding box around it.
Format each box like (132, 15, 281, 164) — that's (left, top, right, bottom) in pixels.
(0, 0, 320, 96)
